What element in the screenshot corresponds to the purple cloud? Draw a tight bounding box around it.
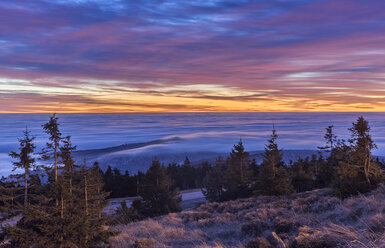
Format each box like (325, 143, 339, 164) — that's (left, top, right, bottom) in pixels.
(1, 0, 385, 112)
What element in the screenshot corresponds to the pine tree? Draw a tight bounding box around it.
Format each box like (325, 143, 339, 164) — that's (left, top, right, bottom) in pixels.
(223, 140, 252, 199)
(202, 157, 225, 202)
(256, 127, 293, 196)
(9, 128, 36, 207)
(139, 160, 181, 216)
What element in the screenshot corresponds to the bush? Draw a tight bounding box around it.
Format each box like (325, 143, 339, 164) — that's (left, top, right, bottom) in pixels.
(245, 237, 273, 248)
(368, 213, 385, 233)
(274, 218, 299, 234)
(132, 238, 156, 248)
(241, 221, 269, 236)
(114, 198, 143, 224)
(292, 226, 340, 248)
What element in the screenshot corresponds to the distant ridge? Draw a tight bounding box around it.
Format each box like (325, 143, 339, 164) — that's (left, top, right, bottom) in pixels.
(73, 136, 182, 159)
(72, 137, 332, 173)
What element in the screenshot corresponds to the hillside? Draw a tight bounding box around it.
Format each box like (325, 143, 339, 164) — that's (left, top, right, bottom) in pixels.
(109, 185, 385, 248)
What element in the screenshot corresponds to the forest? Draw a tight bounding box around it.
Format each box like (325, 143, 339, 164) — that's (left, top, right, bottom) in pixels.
(0, 114, 384, 247)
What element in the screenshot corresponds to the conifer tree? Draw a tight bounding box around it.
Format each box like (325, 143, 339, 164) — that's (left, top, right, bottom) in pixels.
(202, 156, 225, 202)
(256, 127, 293, 196)
(41, 114, 63, 210)
(9, 128, 36, 207)
(59, 136, 78, 220)
(318, 125, 337, 153)
(334, 117, 383, 197)
(181, 156, 196, 189)
(289, 158, 313, 192)
(184, 156, 191, 166)
(42, 113, 62, 182)
(4, 120, 113, 247)
(139, 160, 181, 216)
(224, 140, 252, 199)
(316, 125, 339, 187)
(79, 162, 112, 247)
(0, 178, 21, 218)
(349, 116, 377, 186)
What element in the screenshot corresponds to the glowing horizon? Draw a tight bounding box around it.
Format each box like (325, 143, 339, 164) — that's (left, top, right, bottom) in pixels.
(1, 0, 385, 113)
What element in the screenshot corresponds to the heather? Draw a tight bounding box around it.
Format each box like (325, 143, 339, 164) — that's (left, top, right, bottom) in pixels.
(110, 185, 385, 248)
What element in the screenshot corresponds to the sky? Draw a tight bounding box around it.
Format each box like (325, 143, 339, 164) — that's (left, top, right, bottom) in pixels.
(0, 0, 385, 113)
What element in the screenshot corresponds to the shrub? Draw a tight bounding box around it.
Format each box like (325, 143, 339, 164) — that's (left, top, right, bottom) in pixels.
(132, 238, 156, 248)
(368, 213, 385, 233)
(274, 218, 299, 234)
(245, 237, 273, 248)
(114, 198, 143, 224)
(292, 226, 340, 248)
(241, 221, 269, 236)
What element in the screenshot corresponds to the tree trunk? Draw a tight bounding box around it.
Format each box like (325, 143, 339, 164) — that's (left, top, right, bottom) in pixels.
(364, 157, 371, 186)
(61, 193, 64, 219)
(69, 167, 72, 196)
(55, 136, 59, 208)
(240, 155, 243, 184)
(24, 167, 28, 207)
(54, 137, 58, 182)
(84, 173, 88, 216)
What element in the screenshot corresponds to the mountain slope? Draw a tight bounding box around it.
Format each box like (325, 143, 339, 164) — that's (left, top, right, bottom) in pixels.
(109, 185, 385, 247)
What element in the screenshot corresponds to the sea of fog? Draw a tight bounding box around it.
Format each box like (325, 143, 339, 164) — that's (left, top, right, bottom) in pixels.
(1, 113, 385, 175)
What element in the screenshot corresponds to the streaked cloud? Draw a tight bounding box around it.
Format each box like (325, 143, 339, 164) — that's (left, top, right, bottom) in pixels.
(1, 0, 385, 112)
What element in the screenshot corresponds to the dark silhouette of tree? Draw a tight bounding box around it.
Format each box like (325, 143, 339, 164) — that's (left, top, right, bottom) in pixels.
(318, 125, 337, 153)
(202, 157, 225, 202)
(349, 117, 377, 186)
(42, 113, 62, 182)
(256, 127, 293, 196)
(223, 140, 252, 199)
(9, 128, 36, 207)
(315, 125, 339, 187)
(334, 117, 383, 197)
(139, 160, 181, 216)
(289, 158, 314, 192)
(3, 116, 113, 247)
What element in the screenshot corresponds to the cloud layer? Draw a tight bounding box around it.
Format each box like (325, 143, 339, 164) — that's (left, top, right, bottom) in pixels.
(1, 0, 385, 112)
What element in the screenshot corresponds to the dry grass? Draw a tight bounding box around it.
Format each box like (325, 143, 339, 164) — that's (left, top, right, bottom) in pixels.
(109, 185, 385, 247)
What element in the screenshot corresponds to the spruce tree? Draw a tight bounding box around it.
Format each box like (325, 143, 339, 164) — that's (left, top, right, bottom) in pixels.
(79, 162, 113, 247)
(316, 125, 339, 187)
(4, 120, 113, 247)
(289, 158, 313, 192)
(202, 157, 225, 202)
(256, 127, 293, 196)
(42, 113, 62, 182)
(9, 128, 36, 207)
(181, 156, 196, 189)
(139, 160, 181, 216)
(348, 116, 378, 186)
(318, 125, 337, 153)
(224, 140, 252, 199)
(334, 117, 383, 197)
